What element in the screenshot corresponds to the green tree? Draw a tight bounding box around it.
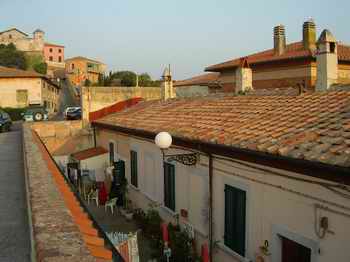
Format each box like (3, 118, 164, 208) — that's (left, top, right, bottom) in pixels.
(25, 53, 47, 74)
(0, 43, 26, 69)
(111, 71, 136, 87)
(84, 79, 92, 86)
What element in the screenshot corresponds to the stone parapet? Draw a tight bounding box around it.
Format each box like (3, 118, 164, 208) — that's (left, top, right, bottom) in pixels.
(23, 127, 96, 261)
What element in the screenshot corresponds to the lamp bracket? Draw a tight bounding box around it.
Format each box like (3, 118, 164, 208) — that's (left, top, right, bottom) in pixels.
(164, 153, 198, 166)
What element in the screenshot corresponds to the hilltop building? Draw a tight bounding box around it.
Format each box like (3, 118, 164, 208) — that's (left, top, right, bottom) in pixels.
(65, 56, 106, 86)
(176, 20, 350, 94)
(0, 28, 65, 77)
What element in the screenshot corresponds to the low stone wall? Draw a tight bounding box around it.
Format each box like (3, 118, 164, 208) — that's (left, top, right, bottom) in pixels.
(29, 121, 94, 155)
(23, 127, 96, 261)
(81, 86, 161, 122)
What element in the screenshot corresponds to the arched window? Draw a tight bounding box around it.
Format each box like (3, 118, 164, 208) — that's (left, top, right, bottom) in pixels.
(58, 56, 62, 62)
(49, 56, 53, 61)
(71, 63, 75, 70)
(49, 48, 53, 52)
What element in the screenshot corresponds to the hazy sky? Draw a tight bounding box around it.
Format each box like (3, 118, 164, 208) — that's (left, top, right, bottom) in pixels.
(1, 0, 349, 79)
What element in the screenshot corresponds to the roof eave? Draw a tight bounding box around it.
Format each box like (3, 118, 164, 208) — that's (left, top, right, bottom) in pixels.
(92, 122, 350, 185)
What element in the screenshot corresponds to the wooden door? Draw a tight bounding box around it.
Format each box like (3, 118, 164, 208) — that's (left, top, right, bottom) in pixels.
(281, 237, 311, 262)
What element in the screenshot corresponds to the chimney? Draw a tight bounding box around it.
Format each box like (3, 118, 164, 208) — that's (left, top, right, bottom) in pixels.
(316, 29, 338, 91)
(303, 19, 316, 50)
(161, 65, 175, 100)
(235, 58, 252, 94)
(274, 25, 286, 55)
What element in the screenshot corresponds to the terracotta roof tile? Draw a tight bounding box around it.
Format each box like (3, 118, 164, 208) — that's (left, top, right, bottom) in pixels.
(206, 41, 350, 71)
(95, 90, 350, 168)
(0, 66, 43, 78)
(72, 147, 108, 161)
(174, 73, 220, 87)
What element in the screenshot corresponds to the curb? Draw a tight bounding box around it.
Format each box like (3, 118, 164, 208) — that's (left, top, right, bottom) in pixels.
(22, 127, 37, 262)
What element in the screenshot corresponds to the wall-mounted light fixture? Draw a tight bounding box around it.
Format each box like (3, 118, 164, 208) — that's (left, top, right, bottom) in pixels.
(155, 132, 198, 166)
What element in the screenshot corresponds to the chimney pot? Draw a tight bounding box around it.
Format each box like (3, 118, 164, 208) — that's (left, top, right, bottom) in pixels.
(303, 19, 316, 50)
(274, 25, 286, 55)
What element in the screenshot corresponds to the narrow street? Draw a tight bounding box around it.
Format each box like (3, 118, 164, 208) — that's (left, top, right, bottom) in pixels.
(52, 80, 80, 121)
(0, 123, 30, 262)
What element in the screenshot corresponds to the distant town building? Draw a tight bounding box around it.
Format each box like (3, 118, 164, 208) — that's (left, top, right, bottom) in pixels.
(0, 66, 60, 113)
(65, 56, 106, 86)
(178, 20, 350, 94)
(0, 28, 65, 78)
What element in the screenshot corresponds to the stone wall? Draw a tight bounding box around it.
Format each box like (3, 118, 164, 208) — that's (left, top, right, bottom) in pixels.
(22, 127, 96, 261)
(81, 86, 161, 122)
(30, 120, 94, 156)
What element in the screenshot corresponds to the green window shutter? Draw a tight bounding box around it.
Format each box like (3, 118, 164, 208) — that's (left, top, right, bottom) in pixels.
(164, 162, 175, 211)
(130, 151, 138, 187)
(224, 184, 246, 257)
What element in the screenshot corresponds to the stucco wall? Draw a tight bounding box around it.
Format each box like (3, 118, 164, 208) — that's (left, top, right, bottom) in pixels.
(80, 153, 109, 170)
(96, 127, 350, 262)
(82, 86, 161, 122)
(0, 77, 42, 108)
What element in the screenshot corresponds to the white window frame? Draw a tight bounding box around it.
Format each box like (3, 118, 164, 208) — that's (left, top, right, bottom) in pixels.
(271, 224, 319, 262)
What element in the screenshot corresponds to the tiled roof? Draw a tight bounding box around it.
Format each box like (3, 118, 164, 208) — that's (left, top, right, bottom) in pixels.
(44, 42, 65, 48)
(65, 56, 105, 65)
(72, 147, 108, 161)
(174, 73, 220, 87)
(0, 28, 28, 36)
(206, 42, 350, 71)
(0, 66, 43, 78)
(95, 90, 350, 168)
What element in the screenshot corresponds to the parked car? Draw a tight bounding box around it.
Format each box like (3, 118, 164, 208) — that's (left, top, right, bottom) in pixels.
(22, 106, 49, 122)
(66, 108, 81, 120)
(65, 106, 80, 118)
(0, 109, 12, 132)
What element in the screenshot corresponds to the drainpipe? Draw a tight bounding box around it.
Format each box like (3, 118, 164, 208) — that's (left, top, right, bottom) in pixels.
(208, 153, 213, 262)
(93, 126, 97, 148)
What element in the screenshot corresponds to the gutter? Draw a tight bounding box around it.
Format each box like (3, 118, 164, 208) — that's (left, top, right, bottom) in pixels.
(92, 122, 350, 185)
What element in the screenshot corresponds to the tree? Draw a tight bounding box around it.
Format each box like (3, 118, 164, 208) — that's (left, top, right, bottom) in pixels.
(84, 79, 92, 86)
(111, 71, 136, 87)
(138, 73, 152, 86)
(0, 43, 26, 70)
(25, 53, 47, 74)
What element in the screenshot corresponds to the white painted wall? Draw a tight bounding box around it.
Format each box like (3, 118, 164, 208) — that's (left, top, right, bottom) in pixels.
(80, 153, 109, 170)
(97, 129, 350, 262)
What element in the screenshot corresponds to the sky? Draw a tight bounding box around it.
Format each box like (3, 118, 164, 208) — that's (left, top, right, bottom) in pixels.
(1, 0, 350, 80)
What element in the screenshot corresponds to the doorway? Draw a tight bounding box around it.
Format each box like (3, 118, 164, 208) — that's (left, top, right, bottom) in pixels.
(281, 236, 311, 262)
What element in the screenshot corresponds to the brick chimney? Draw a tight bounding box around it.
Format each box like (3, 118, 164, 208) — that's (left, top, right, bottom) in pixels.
(274, 25, 286, 55)
(303, 19, 316, 50)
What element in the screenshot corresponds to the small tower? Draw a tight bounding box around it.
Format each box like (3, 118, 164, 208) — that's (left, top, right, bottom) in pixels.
(235, 57, 252, 94)
(316, 29, 338, 91)
(33, 29, 45, 41)
(161, 65, 175, 100)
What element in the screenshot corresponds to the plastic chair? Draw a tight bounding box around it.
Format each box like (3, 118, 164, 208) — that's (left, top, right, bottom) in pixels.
(87, 189, 99, 206)
(105, 197, 118, 214)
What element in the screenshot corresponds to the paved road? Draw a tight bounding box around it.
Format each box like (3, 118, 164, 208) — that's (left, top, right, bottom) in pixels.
(52, 80, 79, 121)
(0, 123, 30, 262)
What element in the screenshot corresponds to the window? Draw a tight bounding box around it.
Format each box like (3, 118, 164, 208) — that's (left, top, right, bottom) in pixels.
(109, 142, 114, 164)
(164, 162, 175, 211)
(130, 150, 138, 187)
(71, 63, 75, 70)
(9, 34, 12, 39)
(16, 90, 28, 106)
(224, 184, 246, 256)
(49, 56, 53, 61)
(58, 49, 62, 53)
(330, 42, 336, 53)
(49, 48, 53, 52)
(58, 56, 62, 62)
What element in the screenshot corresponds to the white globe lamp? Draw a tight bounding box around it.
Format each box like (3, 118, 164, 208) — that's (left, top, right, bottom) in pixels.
(155, 132, 172, 149)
